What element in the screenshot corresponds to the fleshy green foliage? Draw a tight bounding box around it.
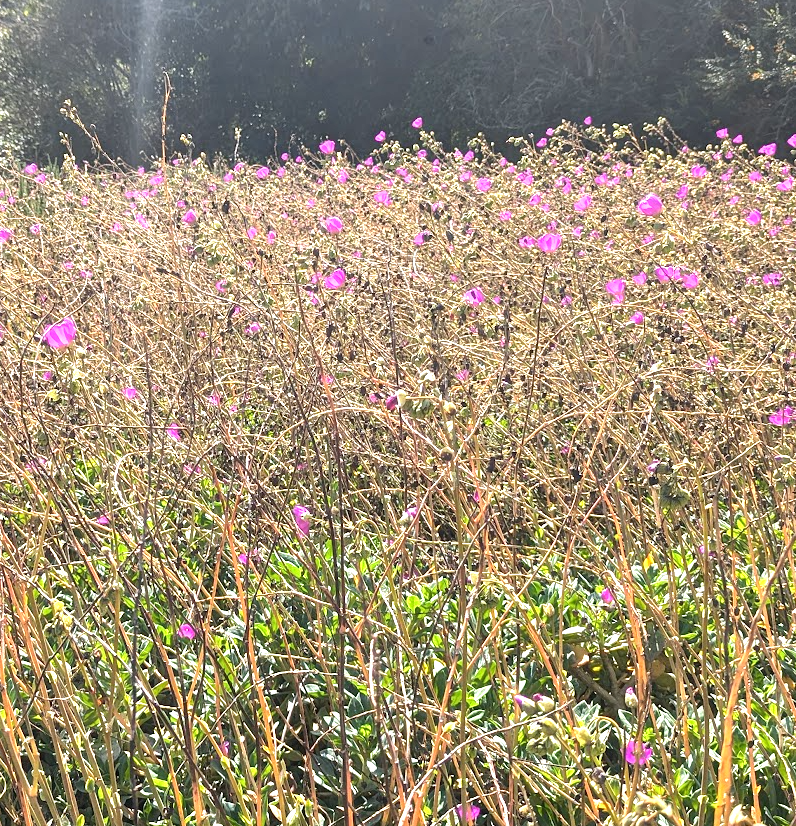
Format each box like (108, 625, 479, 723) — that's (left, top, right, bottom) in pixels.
(0, 118, 795, 825)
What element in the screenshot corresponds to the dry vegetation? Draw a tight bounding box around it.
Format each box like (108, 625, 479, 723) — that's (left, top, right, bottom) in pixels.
(0, 118, 795, 826)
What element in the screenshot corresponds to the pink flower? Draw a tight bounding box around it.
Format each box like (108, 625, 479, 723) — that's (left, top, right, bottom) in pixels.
(682, 271, 700, 289)
(456, 369, 470, 381)
(475, 177, 492, 192)
(323, 216, 343, 234)
(625, 741, 653, 766)
(24, 163, 38, 174)
(637, 193, 663, 216)
(337, 168, 349, 183)
(42, 317, 77, 349)
(247, 226, 257, 240)
(716, 128, 729, 139)
(256, 166, 270, 179)
(122, 386, 138, 400)
(584, 116, 592, 125)
(96, 513, 110, 526)
(319, 140, 335, 155)
(412, 117, 423, 128)
(690, 165, 707, 178)
(633, 271, 647, 286)
(758, 143, 777, 156)
(177, 623, 196, 640)
(733, 134, 743, 144)
(605, 278, 625, 304)
(246, 322, 261, 335)
(182, 209, 198, 225)
(498, 210, 512, 221)
(29, 223, 42, 235)
(293, 505, 310, 537)
(762, 272, 782, 286)
(208, 392, 221, 406)
(655, 266, 681, 283)
(374, 130, 386, 143)
(600, 587, 615, 604)
(769, 407, 794, 426)
(788, 134, 796, 149)
(463, 287, 485, 307)
(166, 422, 181, 441)
(537, 233, 561, 252)
(454, 804, 481, 824)
(373, 190, 392, 205)
(413, 230, 429, 246)
(746, 209, 762, 225)
(573, 194, 591, 212)
(324, 269, 346, 290)
(0, 228, 13, 243)
(518, 235, 536, 248)
(630, 311, 644, 325)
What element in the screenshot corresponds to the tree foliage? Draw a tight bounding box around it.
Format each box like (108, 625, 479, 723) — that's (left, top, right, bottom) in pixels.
(0, 0, 795, 163)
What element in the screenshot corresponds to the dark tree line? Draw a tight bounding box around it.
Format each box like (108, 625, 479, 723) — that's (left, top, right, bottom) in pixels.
(1, 0, 795, 164)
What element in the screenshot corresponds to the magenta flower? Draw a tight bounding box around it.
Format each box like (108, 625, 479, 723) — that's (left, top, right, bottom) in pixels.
(600, 587, 615, 604)
(463, 287, 485, 307)
(384, 393, 399, 411)
(24, 163, 38, 174)
(475, 177, 492, 192)
(413, 230, 429, 246)
(42, 317, 77, 349)
(573, 194, 591, 212)
(625, 741, 653, 766)
(537, 233, 561, 252)
(319, 140, 335, 155)
(758, 143, 777, 156)
(584, 116, 592, 125)
(629, 311, 645, 325)
(745, 210, 761, 226)
(788, 134, 796, 149)
(247, 226, 257, 240)
(454, 804, 481, 824)
(177, 623, 197, 640)
(96, 513, 110, 526)
(769, 407, 794, 426)
(256, 166, 270, 179)
(637, 193, 663, 216)
(518, 235, 536, 248)
(122, 386, 138, 400)
(762, 272, 782, 286)
(293, 505, 310, 537)
(324, 269, 346, 290)
(374, 130, 386, 143)
(655, 266, 681, 283)
(716, 128, 729, 139)
(632, 271, 647, 285)
(682, 271, 699, 289)
(182, 209, 198, 225)
(0, 228, 13, 243)
(246, 322, 261, 336)
(373, 190, 392, 205)
(605, 278, 626, 304)
(412, 117, 423, 128)
(323, 216, 343, 234)
(166, 422, 181, 441)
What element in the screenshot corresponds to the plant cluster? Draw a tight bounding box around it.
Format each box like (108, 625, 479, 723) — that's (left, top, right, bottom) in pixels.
(0, 117, 795, 826)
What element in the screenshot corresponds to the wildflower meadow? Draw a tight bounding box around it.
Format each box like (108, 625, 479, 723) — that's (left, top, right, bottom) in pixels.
(1, 116, 796, 826)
